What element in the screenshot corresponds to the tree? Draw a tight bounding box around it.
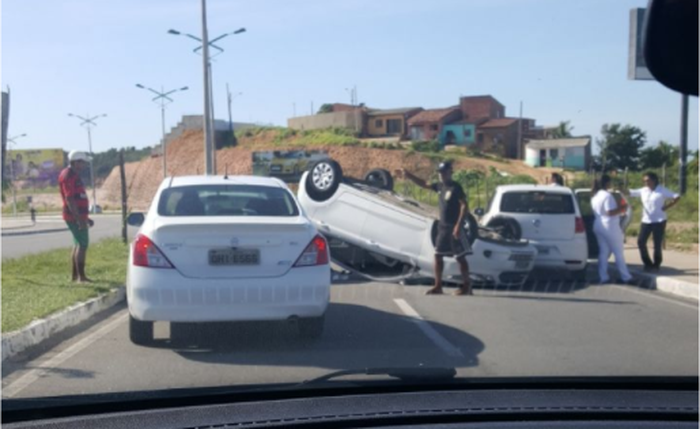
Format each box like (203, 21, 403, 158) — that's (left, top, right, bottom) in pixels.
(597, 123, 646, 171)
(317, 104, 333, 114)
(639, 140, 679, 169)
(551, 121, 574, 138)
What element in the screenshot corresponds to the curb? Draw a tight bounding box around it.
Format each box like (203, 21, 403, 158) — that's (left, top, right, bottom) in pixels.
(1, 286, 126, 361)
(1, 227, 69, 237)
(618, 268, 698, 302)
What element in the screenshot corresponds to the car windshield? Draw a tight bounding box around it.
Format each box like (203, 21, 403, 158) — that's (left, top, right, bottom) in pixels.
(157, 185, 299, 217)
(500, 191, 575, 214)
(1, 0, 698, 413)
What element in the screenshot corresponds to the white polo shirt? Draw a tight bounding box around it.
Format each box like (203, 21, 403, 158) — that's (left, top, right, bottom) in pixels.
(629, 185, 679, 224)
(591, 189, 618, 226)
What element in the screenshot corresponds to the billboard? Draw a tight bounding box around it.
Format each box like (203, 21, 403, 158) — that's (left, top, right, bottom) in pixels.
(252, 150, 329, 183)
(7, 149, 65, 187)
(628, 8, 654, 81)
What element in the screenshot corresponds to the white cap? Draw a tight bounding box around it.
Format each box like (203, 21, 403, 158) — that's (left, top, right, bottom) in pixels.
(68, 150, 92, 163)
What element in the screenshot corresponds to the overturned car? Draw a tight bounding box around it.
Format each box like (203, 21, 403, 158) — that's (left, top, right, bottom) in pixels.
(297, 159, 537, 287)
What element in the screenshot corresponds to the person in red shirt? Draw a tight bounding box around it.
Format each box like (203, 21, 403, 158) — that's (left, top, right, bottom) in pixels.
(59, 151, 93, 282)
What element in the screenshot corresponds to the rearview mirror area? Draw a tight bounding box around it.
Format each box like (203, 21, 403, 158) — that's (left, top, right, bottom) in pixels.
(126, 212, 145, 227)
(643, 0, 699, 95)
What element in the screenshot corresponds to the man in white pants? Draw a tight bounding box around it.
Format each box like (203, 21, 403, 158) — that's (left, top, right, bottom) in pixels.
(591, 175, 633, 284)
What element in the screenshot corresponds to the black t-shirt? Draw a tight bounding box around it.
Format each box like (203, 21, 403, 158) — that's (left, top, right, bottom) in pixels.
(431, 181, 466, 226)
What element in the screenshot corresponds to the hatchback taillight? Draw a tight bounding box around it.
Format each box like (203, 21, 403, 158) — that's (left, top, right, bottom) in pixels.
(575, 217, 585, 234)
(294, 235, 329, 267)
(132, 234, 174, 268)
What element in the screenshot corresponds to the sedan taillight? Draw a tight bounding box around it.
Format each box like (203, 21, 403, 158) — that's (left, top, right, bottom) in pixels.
(133, 234, 174, 269)
(294, 235, 329, 267)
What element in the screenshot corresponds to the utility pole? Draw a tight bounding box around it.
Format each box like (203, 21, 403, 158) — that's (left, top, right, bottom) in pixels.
(227, 84, 242, 147)
(517, 101, 523, 160)
(201, 0, 214, 175)
(68, 113, 106, 212)
(135, 84, 188, 178)
(679, 94, 689, 194)
(7, 134, 26, 217)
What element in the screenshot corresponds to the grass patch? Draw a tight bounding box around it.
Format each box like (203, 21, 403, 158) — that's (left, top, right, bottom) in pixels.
(2, 238, 128, 333)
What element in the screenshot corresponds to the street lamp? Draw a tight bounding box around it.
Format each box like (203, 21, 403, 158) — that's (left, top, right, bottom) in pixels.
(68, 113, 107, 212)
(7, 133, 27, 217)
(135, 84, 189, 178)
(168, 23, 246, 174)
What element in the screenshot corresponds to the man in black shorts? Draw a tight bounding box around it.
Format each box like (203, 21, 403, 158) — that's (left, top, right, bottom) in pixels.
(397, 161, 473, 296)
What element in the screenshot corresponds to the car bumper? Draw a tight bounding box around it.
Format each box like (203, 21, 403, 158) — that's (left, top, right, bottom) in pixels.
(529, 238, 588, 271)
(442, 240, 536, 286)
(127, 265, 330, 323)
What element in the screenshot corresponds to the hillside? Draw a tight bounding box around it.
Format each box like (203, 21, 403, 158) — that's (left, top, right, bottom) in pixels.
(100, 129, 554, 210)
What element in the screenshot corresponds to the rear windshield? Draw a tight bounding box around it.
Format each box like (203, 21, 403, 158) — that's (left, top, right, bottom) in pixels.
(158, 185, 300, 217)
(500, 191, 575, 214)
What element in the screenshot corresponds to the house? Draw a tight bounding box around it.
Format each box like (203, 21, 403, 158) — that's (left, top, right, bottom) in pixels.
(366, 107, 423, 139)
(439, 119, 482, 147)
(460, 95, 506, 121)
(525, 137, 592, 170)
(475, 118, 521, 158)
(407, 107, 462, 141)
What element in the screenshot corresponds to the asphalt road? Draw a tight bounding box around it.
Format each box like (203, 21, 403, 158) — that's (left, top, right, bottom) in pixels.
(2, 280, 697, 399)
(2, 216, 131, 259)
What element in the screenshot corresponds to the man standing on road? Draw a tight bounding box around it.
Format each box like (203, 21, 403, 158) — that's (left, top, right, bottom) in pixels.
(59, 150, 93, 283)
(396, 162, 473, 296)
(627, 172, 681, 272)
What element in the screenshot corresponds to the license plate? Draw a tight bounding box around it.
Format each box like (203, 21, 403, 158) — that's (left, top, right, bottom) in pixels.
(209, 249, 260, 266)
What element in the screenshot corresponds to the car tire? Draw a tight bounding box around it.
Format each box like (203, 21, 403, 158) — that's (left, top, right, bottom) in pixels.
(462, 213, 479, 245)
(129, 314, 154, 346)
(298, 315, 324, 339)
(364, 168, 394, 191)
(305, 160, 343, 202)
(485, 216, 522, 240)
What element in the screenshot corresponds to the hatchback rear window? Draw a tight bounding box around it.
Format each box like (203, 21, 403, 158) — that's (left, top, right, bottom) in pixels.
(500, 191, 575, 214)
(158, 185, 300, 217)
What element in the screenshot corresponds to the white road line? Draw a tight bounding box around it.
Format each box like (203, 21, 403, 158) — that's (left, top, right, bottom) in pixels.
(393, 298, 464, 358)
(610, 285, 699, 310)
(3, 312, 128, 398)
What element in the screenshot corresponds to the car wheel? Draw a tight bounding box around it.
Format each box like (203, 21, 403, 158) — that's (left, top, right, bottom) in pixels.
(462, 213, 479, 245)
(305, 160, 343, 202)
(129, 314, 154, 346)
(298, 315, 325, 339)
(364, 168, 394, 191)
(485, 216, 522, 240)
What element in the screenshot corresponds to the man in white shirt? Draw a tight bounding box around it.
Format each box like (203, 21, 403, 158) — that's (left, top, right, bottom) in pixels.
(628, 172, 681, 272)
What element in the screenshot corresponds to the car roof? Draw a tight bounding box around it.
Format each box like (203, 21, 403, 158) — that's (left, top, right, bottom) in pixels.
(166, 175, 286, 189)
(496, 184, 574, 194)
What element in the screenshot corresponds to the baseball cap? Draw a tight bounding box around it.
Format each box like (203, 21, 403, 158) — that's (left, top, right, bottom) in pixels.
(437, 161, 453, 173)
(68, 150, 92, 163)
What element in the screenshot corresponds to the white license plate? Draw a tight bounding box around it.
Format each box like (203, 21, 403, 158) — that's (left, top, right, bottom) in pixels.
(209, 249, 260, 266)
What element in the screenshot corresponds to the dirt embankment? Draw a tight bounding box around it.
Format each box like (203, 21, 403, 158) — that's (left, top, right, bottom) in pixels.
(100, 129, 553, 210)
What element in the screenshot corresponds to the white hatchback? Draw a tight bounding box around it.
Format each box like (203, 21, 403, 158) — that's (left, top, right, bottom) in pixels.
(126, 175, 331, 345)
(478, 185, 588, 280)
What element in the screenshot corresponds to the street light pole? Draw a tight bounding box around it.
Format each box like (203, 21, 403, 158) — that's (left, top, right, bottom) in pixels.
(7, 133, 26, 217)
(135, 84, 188, 177)
(168, 24, 246, 175)
(68, 113, 106, 212)
(227, 84, 242, 146)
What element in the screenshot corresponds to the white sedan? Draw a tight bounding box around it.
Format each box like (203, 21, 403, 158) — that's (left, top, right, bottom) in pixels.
(297, 160, 537, 287)
(126, 175, 330, 345)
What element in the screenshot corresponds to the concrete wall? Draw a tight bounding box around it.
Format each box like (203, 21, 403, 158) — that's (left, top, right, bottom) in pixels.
(440, 123, 476, 146)
(288, 111, 362, 132)
(525, 146, 588, 170)
(460, 96, 505, 120)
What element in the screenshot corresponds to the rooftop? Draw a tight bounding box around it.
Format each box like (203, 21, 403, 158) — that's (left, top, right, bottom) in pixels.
(407, 107, 461, 125)
(526, 137, 591, 150)
(367, 107, 423, 116)
(479, 118, 519, 128)
(168, 175, 286, 189)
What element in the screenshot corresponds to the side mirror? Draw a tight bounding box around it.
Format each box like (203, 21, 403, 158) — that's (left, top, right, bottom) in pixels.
(474, 208, 485, 217)
(126, 212, 145, 227)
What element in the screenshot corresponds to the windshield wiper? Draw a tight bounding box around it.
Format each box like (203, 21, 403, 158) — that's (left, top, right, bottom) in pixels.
(299, 367, 457, 387)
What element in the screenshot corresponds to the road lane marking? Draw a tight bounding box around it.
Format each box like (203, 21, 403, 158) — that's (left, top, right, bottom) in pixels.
(3, 312, 128, 398)
(610, 285, 699, 310)
(393, 298, 464, 358)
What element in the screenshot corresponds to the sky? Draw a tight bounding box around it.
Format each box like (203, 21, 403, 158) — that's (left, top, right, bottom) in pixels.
(2, 0, 698, 155)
